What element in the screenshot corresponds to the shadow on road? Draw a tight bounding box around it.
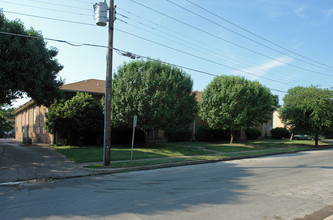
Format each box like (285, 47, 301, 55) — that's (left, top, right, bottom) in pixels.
(0, 160, 251, 219)
(1, 141, 332, 219)
(0, 139, 91, 183)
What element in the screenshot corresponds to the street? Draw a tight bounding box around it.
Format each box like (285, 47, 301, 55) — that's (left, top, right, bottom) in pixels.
(1, 149, 333, 219)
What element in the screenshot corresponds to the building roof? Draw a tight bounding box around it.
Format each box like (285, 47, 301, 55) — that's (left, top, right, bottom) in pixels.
(13, 79, 202, 115)
(60, 79, 105, 94)
(13, 100, 36, 115)
(61, 79, 203, 101)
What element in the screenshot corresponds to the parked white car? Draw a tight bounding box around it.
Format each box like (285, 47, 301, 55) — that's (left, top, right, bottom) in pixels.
(293, 134, 322, 140)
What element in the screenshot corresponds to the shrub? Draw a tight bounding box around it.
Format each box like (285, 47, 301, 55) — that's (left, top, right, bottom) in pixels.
(195, 125, 229, 142)
(165, 128, 192, 142)
(46, 93, 104, 145)
(271, 127, 290, 139)
(245, 128, 261, 140)
(111, 127, 146, 145)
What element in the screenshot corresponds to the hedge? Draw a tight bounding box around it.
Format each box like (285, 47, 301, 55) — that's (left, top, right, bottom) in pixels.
(271, 127, 290, 139)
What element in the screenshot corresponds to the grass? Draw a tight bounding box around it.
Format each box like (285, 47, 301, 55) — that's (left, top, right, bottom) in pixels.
(84, 146, 311, 169)
(174, 139, 330, 153)
(54, 139, 333, 168)
(86, 155, 224, 169)
(54, 144, 211, 163)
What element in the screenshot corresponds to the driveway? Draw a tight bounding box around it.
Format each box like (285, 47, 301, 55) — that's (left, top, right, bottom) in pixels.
(0, 139, 92, 183)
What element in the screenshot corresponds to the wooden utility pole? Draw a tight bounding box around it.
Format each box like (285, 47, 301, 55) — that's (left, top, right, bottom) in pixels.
(103, 0, 115, 166)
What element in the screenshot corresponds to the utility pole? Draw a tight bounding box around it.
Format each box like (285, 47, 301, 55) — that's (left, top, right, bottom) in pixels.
(94, 0, 115, 166)
(104, 0, 115, 166)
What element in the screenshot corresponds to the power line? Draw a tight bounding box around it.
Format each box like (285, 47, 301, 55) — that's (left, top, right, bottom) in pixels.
(70, 0, 94, 5)
(167, 0, 333, 73)
(0, 31, 106, 48)
(117, 16, 302, 86)
(1, 10, 300, 86)
(4, 4, 290, 84)
(0, 0, 92, 17)
(2, 9, 314, 86)
(128, 0, 333, 78)
(115, 28, 295, 87)
(20, 0, 91, 11)
(3, 10, 96, 26)
(0, 31, 287, 94)
(117, 7, 313, 86)
(4, 6, 326, 85)
(184, 0, 333, 72)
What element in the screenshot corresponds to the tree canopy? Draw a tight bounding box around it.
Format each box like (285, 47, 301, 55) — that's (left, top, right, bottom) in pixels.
(279, 86, 333, 146)
(199, 75, 275, 143)
(0, 11, 63, 106)
(110, 60, 197, 134)
(0, 106, 15, 137)
(45, 93, 104, 145)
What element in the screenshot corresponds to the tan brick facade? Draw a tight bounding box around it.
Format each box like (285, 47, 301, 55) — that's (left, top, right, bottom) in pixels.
(14, 101, 54, 144)
(13, 79, 282, 144)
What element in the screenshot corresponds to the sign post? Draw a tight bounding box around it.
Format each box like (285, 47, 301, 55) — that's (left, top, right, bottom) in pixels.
(130, 115, 137, 160)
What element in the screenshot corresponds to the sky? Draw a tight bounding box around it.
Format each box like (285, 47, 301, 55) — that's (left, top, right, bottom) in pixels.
(1, 0, 333, 107)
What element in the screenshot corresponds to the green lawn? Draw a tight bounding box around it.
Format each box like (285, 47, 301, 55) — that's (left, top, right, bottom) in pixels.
(54, 145, 211, 163)
(86, 155, 223, 169)
(54, 139, 332, 167)
(174, 139, 329, 153)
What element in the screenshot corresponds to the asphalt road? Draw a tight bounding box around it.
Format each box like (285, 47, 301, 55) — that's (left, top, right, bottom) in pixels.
(1, 149, 333, 220)
(0, 139, 92, 182)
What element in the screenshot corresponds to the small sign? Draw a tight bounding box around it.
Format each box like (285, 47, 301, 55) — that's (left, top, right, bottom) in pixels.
(131, 115, 138, 161)
(133, 115, 137, 127)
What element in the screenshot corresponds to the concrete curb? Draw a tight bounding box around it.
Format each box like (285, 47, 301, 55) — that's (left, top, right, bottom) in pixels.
(2, 140, 333, 185)
(85, 145, 333, 175)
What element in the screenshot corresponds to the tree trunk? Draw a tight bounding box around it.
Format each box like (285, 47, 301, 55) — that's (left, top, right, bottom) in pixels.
(290, 131, 294, 141)
(230, 130, 235, 144)
(314, 134, 319, 147)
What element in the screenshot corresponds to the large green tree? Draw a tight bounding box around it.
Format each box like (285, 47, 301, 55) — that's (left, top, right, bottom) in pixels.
(199, 75, 275, 144)
(111, 60, 197, 135)
(0, 106, 15, 137)
(45, 93, 104, 145)
(279, 86, 333, 146)
(0, 11, 63, 105)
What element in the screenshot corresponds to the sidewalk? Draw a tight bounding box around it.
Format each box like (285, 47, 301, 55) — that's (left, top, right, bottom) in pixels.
(2, 138, 333, 185)
(0, 138, 93, 184)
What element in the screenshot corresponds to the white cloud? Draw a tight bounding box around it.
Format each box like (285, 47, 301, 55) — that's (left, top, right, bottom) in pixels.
(323, 8, 333, 20)
(294, 6, 306, 18)
(233, 56, 294, 80)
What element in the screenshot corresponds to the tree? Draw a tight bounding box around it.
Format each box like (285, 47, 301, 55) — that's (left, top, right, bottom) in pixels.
(279, 86, 333, 146)
(199, 75, 275, 144)
(0, 11, 63, 106)
(45, 93, 104, 145)
(110, 60, 197, 136)
(0, 106, 15, 137)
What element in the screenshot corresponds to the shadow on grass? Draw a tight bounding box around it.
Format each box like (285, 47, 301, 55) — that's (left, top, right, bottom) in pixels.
(54, 145, 212, 163)
(173, 139, 331, 153)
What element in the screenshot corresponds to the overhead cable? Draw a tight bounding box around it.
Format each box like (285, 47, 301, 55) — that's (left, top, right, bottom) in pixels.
(128, 0, 333, 78)
(115, 28, 295, 87)
(167, 0, 333, 72)
(1, 10, 300, 86)
(117, 8, 312, 86)
(184, 0, 333, 71)
(117, 17, 301, 86)
(3, 10, 96, 26)
(0, 0, 91, 17)
(0, 31, 287, 94)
